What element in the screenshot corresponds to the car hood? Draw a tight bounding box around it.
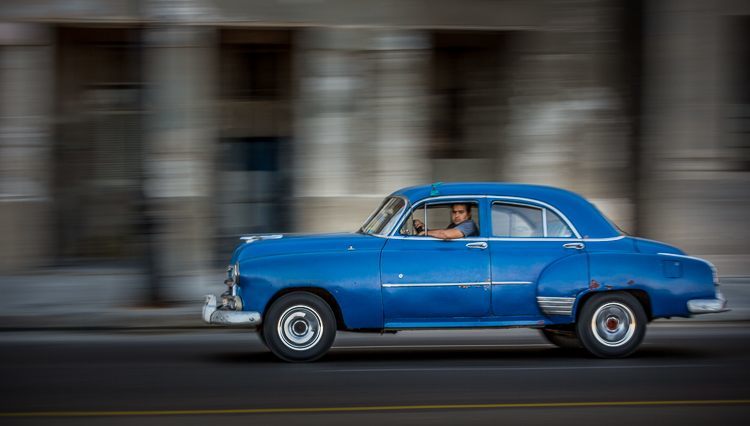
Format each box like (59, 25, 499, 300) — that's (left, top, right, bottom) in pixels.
(230, 232, 388, 263)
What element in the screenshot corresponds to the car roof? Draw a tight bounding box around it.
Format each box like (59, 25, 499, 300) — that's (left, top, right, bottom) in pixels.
(391, 182, 620, 239)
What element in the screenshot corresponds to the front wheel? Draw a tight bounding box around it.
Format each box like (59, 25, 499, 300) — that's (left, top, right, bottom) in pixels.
(256, 329, 268, 349)
(576, 292, 647, 358)
(262, 292, 336, 362)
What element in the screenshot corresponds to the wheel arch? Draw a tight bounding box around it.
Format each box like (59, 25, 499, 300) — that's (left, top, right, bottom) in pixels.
(575, 289, 653, 322)
(265, 287, 347, 330)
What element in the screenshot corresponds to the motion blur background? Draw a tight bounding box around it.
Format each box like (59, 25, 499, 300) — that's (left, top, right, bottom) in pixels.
(1, 0, 749, 308)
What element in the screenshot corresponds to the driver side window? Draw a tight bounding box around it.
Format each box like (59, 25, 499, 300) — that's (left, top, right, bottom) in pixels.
(399, 202, 480, 237)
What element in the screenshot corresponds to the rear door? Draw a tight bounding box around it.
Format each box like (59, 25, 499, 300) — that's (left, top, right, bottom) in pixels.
(488, 199, 587, 318)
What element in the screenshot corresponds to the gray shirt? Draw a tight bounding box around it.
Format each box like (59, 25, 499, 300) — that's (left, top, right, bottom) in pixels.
(448, 219, 478, 237)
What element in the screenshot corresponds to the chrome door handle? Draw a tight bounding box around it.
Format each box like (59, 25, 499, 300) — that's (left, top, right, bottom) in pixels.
(466, 242, 488, 250)
(563, 242, 585, 250)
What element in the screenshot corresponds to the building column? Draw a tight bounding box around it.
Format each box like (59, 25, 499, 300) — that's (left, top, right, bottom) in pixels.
(640, 0, 750, 274)
(503, 0, 634, 232)
(368, 30, 431, 195)
(0, 23, 53, 272)
(293, 29, 431, 232)
(143, 24, 218, 301)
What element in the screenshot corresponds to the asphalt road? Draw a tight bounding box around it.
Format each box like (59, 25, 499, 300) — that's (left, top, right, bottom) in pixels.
(1, 324, 749, 425)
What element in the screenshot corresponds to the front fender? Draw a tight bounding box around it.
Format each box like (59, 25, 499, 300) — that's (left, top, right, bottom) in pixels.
(238, 250, 384, 329)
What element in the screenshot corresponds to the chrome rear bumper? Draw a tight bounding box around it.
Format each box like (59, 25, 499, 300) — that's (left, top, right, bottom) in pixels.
(687, 291, 729, 314)
(202, 294, 262, 326)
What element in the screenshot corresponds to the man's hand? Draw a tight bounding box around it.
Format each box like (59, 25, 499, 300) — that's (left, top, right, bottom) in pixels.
(413, 219, 425, 234)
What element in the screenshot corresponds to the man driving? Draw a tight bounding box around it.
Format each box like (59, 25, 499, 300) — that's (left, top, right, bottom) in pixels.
(413, 203, 478, 239)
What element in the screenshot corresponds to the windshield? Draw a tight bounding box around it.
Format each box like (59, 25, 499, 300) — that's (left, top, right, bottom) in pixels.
(359, 197, 407, 235)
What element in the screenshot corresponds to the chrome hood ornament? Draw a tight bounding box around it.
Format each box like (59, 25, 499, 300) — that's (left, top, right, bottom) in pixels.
(240, 234, 284, 244)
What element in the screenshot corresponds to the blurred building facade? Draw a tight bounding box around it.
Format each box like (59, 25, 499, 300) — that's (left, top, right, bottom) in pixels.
(1, 0, 749, 299)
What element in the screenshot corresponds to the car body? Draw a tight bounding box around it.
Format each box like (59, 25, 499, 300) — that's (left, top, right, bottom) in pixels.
(202, 182, 728, 361)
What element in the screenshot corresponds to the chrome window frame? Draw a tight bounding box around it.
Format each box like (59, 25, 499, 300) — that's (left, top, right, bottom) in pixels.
(488, 196, 581, 239)
(489, 198, 576, 239)
(489, 200, 546, 238)
(389, 195, 586, 241)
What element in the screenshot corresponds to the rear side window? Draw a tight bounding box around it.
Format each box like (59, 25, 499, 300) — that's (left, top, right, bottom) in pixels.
(491, 202, 574, 238)
(546, 209, 574, 237)
(492, 203, 543, 237)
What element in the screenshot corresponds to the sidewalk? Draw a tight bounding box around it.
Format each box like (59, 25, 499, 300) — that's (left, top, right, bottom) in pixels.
(0, 266, 208, 330)
(0, 267, 748, 330)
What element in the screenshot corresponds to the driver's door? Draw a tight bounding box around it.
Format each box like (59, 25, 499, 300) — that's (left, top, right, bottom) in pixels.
(380, 199, 491, 326)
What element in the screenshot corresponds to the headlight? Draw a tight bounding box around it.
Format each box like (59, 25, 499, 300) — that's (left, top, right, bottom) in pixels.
(232, 262, 240, 285)
(225, 263, 241, 287)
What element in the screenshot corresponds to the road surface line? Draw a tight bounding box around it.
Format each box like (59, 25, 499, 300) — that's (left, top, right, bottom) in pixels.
(2, 399, 749, 418)
(321, 363, 719, 373)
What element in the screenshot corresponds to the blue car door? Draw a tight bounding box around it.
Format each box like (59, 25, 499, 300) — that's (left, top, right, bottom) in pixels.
(487, 199, 588, 318)
(380, 199, 491, 326)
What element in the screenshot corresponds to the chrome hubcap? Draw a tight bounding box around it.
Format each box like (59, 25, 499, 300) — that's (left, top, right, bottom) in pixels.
(277, 305, 323, 351)
(591, 302, 635, 347)
(605, 316, 619, 331)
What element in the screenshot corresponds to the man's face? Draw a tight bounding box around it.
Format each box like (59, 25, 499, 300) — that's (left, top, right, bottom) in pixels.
(451, 204, 471, 225)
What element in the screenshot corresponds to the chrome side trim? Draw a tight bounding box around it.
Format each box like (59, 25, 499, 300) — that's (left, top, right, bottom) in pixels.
(488, 235, 625, 243)
(382, 235, 625, 243)
(657, 252, 717, 267)
(587, 235, 627, 242)
(537, 296, 576, 316)
(492, 281, 533, 285)
(387, 235, 488, 241)
(382, 282, 489, 288)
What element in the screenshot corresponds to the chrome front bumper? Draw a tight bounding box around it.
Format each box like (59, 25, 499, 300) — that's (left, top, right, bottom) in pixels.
(687, 290, 729, 314)
(202, 294, 262, 326)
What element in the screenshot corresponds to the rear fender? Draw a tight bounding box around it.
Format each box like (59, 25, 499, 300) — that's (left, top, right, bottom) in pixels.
(587, 252, 715, 318)
(536, 253, 589, 322)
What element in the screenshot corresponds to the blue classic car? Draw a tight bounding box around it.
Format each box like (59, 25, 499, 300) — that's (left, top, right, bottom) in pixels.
(202, 183, 727, 362)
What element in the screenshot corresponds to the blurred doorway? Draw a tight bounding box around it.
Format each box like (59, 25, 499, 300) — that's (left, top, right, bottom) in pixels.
(430, 31, 512, 181)
(727, 16, 750, 171)
(54, 27, 145, 262)
(217, 30, 293, 257)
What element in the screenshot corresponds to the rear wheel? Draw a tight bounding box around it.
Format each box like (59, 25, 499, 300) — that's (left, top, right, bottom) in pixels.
(540, 327, 582, 349)
(576, 292, 647, 358)
(263, 292, 336, 362)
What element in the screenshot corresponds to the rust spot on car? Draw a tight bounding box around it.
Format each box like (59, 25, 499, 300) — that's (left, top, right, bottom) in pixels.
(627, 279, 635, 286)
(605, 285, 614, 290)
(589, 279, 600, 290)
